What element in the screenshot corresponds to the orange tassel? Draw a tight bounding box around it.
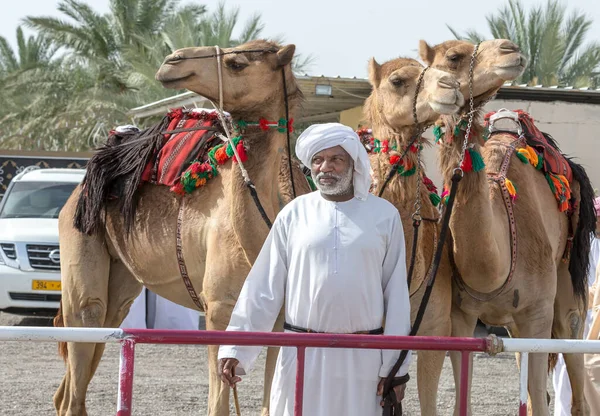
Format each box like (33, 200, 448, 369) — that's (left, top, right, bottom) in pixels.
(505, 178, 517, 201)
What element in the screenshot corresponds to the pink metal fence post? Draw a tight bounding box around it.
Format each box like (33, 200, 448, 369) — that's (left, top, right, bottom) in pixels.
(294, 346, 306, 416)
(459, 351, 470, 416)
(117, 339, 136, 416)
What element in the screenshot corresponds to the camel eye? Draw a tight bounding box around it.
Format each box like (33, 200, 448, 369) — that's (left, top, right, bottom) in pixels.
(447, 54, 461, 62)
(226, 60, 248, 71)
(390, 77, 404, 87)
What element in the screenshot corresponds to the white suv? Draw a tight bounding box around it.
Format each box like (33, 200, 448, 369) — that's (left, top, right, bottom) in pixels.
(0, 166, 85, 315)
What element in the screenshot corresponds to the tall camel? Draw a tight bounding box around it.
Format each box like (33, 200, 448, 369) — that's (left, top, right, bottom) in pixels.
(363, 57, 463, 415)
(419, 39, 596, 415)
(53, 40, 312, 416)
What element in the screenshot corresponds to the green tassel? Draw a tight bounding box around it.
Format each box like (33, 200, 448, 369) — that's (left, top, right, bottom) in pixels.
(306, 175, 317, 191)
(374, 139, 381, 153)
(277, 118, 287, 133)
(225, 136, 242, 157)
(516, 152, 529, 164)
(468, 147, 485, 172)
(453, 124, 461, 138)
(399, 165, 416, 176)
(433, 125, 443, 143)
(208, 144, 222, 165)
(429, 192, 441, 207)
(482, 126, 490, 141)
(546, 173, 557, 195)
(236, 120, 248, 129)
(536, 153, 544, 170)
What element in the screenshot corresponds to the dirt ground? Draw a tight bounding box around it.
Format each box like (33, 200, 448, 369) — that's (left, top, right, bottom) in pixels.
(0, 311, 556, 415)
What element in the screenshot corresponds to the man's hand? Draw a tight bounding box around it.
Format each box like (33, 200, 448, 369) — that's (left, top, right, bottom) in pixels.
(219, 358, 242, 387)
(376, 377, 407, 407)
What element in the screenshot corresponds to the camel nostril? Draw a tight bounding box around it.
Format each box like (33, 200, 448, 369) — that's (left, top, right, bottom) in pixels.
(165, 54, 184, 64)
(500, 41, 520, 53)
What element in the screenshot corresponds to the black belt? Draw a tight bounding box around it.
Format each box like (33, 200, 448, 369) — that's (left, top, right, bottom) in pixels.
(284, 322, 384, 335)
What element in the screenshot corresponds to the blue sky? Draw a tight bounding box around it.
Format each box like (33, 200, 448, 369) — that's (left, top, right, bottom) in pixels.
(2, 0, 599, 78)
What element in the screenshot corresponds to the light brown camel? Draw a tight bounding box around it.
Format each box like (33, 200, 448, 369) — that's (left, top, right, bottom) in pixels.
(363, 57, 463, 415)
(419, 39, 597, 415)
(53, 40, 312, 416)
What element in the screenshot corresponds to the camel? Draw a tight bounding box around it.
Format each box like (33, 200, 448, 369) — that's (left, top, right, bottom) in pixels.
(53, 40, 312, 416)
(419, 39, 597, 415)
(363, 57, 464, 415)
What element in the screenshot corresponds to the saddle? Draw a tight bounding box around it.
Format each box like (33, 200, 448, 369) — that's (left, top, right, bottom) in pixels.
(484, 109, 572, 182)
(139, 108, 225, 188)
(484, 109, 573, 212)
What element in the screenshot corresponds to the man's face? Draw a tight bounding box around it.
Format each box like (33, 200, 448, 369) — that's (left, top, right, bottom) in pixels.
(310, 145, 354, 196)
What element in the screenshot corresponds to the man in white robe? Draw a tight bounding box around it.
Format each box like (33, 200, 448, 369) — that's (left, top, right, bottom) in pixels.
(217, 123, 412, 416)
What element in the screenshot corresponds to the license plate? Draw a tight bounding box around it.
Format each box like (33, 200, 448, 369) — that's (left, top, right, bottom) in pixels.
(32, 280, 61, 291)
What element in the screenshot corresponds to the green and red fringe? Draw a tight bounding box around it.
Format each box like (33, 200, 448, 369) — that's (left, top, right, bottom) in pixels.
(171, 135, 248, 195)
(237, 117, 293, 133)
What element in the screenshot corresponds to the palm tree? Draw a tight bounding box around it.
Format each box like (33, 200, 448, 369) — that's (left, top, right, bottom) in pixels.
(0, 27, 56, 75)
(448, 0, 600, 87)
(1, 0, 314, 151)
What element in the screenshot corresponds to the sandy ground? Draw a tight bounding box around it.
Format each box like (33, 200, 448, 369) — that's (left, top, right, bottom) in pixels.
(0, 311, 556, 415)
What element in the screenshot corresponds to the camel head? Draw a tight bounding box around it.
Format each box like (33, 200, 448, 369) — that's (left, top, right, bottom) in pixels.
(364, 57, 464, 134)
(155, 40, 299, 116)
(419, 39, 527, 104)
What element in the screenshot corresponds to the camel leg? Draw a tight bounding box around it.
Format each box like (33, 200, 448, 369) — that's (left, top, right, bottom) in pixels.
(205, 299, 235, 416)
(54, 226, 111, 416)
(449, 304, 478, 416)
(415, 273, 452, 416)
(553, 262, 588, 415)
(513, 307, 554, 416)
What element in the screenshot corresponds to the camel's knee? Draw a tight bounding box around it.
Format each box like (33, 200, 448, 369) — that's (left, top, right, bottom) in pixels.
(205, 300, 235, 330)
(569, 311, 584, 339)
(554, 309, 584, 340)
(65, 299, 106, 328)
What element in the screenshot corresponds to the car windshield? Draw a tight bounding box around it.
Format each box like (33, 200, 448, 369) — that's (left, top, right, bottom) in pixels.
(0, 181, 78, 219)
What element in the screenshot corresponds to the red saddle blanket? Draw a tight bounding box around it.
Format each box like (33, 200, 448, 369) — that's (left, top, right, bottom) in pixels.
(140, 108, 222, 187)
(515, 110, 572, 183)
(485, 109, 572, 183)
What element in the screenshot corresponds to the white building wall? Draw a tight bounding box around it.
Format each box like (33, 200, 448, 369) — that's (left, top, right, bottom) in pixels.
(420, 99, 600, 195)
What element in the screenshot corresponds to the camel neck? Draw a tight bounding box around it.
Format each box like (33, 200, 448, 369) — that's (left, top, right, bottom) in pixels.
(437, 115, 508, 293)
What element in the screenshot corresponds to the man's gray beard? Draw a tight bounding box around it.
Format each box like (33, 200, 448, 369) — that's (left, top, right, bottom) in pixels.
(312, 167, 354, 196)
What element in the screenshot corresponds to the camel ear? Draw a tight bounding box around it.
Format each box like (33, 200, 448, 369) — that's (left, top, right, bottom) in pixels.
(277, 44, 296, 67)
(368, 58, 381, 88)
(419, 40, 435, 65)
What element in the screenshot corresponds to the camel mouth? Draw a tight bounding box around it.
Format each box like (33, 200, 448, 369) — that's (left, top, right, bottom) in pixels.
(430, 102, 462, 116)
(494, 56, 527, 80)
(156, 72, 195, 86)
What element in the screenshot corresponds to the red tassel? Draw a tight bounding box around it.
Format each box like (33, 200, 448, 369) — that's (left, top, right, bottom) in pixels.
(389, 155, 400, 165)
(234, 141, 248, 163)
(382, 140, 389, 153)
(460, 149, 473, 172)
(288, 118, 294, 133)
(258, 118, 270, 131)
(190, 162, 202, 174)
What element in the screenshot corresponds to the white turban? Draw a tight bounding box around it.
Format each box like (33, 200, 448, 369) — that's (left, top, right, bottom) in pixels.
(295, 123, 372, 201)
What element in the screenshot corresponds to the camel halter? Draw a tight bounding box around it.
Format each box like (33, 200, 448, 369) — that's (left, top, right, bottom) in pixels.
(167, 45, 298, 230)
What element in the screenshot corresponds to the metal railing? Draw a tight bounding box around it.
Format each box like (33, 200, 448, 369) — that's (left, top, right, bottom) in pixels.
(2, 326, 600, 415)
